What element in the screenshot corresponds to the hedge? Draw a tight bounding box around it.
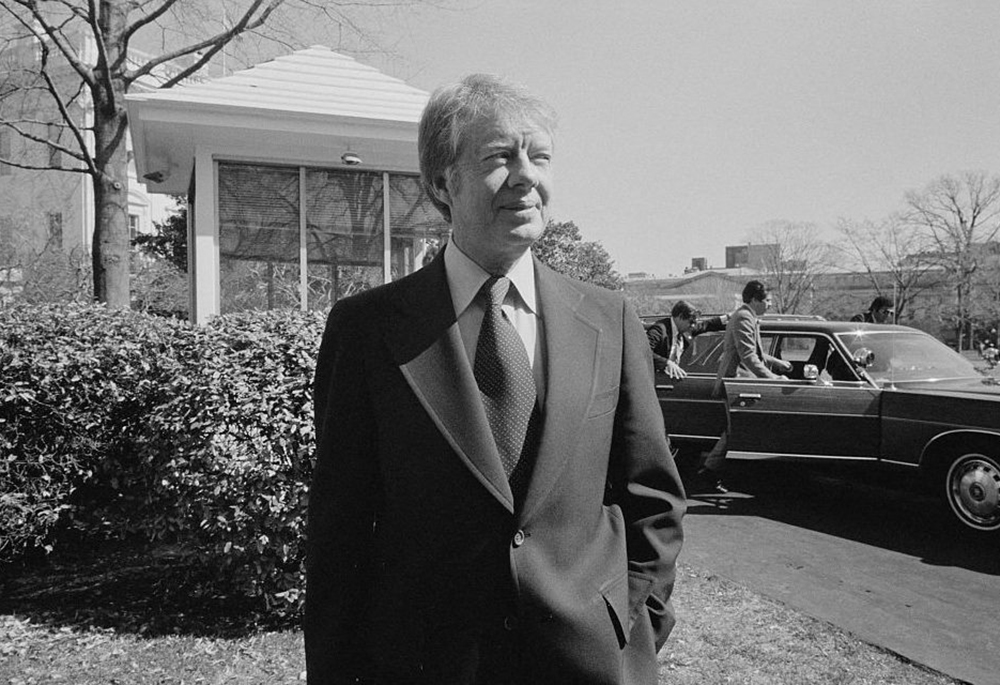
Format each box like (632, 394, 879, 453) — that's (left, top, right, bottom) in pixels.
(0, 303, 325, 618)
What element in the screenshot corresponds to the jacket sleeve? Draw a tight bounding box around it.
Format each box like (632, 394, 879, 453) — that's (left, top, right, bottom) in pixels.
(733, 310, 779, 379)
(305, 300, 380, 685)
(695, 315, 727, 334)
(613, 299, 687, 650)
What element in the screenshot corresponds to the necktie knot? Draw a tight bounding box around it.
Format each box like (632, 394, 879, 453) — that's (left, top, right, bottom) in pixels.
(481, 276, 510, 309)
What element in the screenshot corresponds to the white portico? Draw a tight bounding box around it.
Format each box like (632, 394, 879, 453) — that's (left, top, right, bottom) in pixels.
(126, 46, 448, 324)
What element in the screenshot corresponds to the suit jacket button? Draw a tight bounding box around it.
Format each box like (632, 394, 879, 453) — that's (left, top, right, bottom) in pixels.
(512, 530, 525, 547)
(504, 615, 518, 631)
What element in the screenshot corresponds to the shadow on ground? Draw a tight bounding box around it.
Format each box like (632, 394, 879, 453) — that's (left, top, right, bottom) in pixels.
(680, 458, 1000, 577)
(0, 539, 293, 638)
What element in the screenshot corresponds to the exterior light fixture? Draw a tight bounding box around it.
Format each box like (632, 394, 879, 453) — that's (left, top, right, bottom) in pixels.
(341, 151, 362, 166)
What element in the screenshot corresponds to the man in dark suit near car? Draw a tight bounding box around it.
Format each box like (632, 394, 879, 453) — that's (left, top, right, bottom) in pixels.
(850, 295, 894, 324)
(305, 74, 686, 685)
(696, 280, 792, 493)
(646, 300, 728, 378)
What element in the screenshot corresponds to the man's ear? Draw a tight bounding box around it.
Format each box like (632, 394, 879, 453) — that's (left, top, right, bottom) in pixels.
(430, 171, 452, 207)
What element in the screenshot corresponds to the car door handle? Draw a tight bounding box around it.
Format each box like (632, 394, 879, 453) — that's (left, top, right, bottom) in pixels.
(736, 392, 761, 407)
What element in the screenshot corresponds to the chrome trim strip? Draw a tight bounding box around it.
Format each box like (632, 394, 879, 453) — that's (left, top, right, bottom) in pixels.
(727, 410, 879, 419)
(880, 459, 920, 468)
(725, 451, 879, 461)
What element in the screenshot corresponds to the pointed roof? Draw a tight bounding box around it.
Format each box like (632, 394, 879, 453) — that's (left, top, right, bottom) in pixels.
(126, 46, 429, 194)
(128, 45, 429, 123)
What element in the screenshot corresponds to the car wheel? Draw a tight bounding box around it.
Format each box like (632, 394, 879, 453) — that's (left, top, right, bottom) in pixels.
(945, 451, 1000, 532)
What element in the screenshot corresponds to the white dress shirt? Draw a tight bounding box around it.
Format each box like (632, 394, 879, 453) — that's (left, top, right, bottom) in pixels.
(443, 243, 543, 380)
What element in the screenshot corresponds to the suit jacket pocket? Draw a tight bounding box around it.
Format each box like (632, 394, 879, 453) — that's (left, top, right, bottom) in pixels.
(599, 572, 629, 648)
(588, 385, 620, 418)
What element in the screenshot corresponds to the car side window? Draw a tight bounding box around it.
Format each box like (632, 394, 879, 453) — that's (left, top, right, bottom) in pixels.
(774, 335, 817, 362)
(769, 333, 855, 382)
(679, 331, 724, 374)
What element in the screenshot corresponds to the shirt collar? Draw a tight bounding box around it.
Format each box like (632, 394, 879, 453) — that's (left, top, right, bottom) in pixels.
(444, 242, 537, 316)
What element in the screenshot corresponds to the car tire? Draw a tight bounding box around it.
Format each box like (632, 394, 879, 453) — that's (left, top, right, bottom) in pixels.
(944, 451, 1000, 532)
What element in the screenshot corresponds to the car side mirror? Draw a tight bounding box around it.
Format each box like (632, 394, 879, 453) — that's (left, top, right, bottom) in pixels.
(803, 363, 819, 381)
(853, 348, 875, 368)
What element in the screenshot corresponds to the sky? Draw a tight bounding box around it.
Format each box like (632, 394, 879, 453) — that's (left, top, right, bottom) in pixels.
(365, 1, 1000, 278)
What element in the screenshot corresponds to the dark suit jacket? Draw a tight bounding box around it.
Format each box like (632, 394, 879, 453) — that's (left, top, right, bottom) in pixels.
(646, 315, 727, 371)
(306, 250, 686, 685)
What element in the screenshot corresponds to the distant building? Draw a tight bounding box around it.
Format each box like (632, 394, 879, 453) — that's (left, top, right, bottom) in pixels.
(725, 245, 748, 269)
(0, 31, 180, 261)
(725, 243, 777, 270)
(626, 268, 757, 315)
(689, 257, 707, 271)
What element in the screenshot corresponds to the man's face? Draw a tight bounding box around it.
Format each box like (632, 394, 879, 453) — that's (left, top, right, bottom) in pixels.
(674, 315, 694, 335)
(436, 114, 553, 272)
(873, 307, 892, 323)
(750, 294, 771, 317)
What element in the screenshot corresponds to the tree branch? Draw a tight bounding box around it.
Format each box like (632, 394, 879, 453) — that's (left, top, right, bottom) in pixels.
(4, 0, 97, 88)
(32, 39, 99, 176)
(125, 0, 285, 88)
(87, 0, 123, 115)
(119, 0, 183, 48)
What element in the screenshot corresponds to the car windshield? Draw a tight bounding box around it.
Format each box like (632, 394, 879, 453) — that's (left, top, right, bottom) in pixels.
(835, 329, 979, 382)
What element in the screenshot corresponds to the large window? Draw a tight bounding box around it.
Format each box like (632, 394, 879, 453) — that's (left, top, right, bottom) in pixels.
(48, 123, 62, 168)
(217, 162, 448, 313)
(46, 212, 62, 249)
(305, 168, 384, 312)
(0, 132, 11, 176)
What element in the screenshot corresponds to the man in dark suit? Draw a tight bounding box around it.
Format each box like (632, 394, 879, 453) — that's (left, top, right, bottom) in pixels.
(646, 300, 728, 378)
(850, 295, 894, 324)
(696, 280, 791, 492)
(305, 74, 686, 684)
(715, 281, 791, 381)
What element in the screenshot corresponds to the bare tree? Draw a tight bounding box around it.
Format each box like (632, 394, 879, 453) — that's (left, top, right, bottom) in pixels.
(833, 214, 941, 322)
(746, 220, 831, 315)
(0, 0, 432, 307)
(905, 171, 1000, 350)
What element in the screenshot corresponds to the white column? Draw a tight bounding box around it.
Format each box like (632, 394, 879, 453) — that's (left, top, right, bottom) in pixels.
(191, 147, 219, 325)
(383, 171, 391, 284)
(299, 167, 308, 310)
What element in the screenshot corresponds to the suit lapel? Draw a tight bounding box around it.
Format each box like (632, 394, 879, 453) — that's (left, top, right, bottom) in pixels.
(386, 252, 514, 513)
(521, 260, 602, 520)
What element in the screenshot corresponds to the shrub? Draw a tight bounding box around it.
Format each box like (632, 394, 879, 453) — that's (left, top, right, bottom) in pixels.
(134, 310, 323, 617)
(0, 303, 326, 619)
(0, 303, 183, 559)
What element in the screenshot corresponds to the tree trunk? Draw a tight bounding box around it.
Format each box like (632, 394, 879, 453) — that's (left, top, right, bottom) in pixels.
(90, 0, 131, 309)
(91, 116, 130, 308)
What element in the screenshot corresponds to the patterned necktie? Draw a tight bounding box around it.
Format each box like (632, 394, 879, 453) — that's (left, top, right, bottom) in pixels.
(473, 276, 538, 496)
(670, 328, 684, 364)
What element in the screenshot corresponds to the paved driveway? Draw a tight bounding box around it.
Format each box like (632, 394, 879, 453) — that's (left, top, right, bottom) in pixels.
(680, 462, 1000, 685)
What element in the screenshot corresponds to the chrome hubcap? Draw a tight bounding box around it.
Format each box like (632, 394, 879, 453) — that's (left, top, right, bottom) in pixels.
(948, 455, 1000, 530)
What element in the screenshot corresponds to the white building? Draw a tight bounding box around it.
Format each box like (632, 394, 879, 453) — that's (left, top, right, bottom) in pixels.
(127, 46, 449, 324)
(0, 32, 178, 264)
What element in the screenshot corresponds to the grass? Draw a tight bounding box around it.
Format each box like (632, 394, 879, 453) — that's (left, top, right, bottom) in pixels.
(0, 541, 964, 685)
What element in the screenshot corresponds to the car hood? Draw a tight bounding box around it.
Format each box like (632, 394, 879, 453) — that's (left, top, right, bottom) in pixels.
(888, 376, 1000, 396)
